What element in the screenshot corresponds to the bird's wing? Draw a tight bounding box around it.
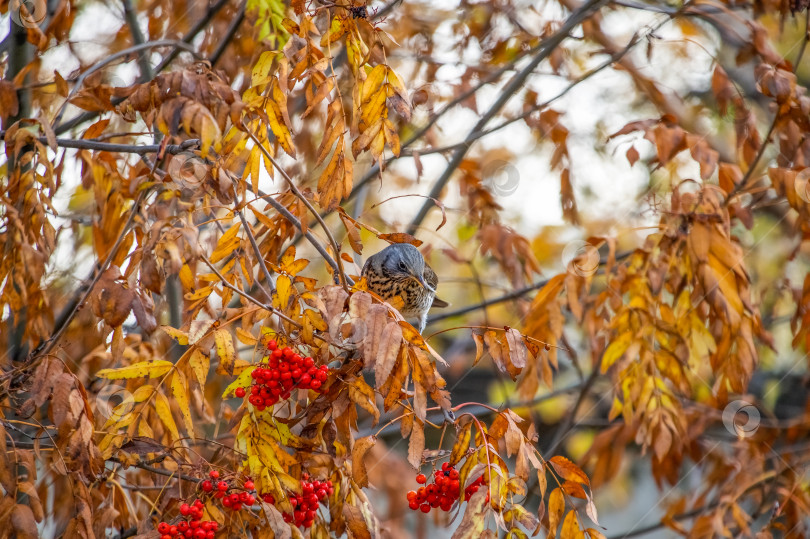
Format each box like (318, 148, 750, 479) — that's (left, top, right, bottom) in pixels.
(424, 264, 449, 308)
(423, 263, 439, 289)
(361, 255, 372, 278)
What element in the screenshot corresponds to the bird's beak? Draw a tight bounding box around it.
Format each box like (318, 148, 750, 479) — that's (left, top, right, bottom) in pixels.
(415, 273, 436, 293)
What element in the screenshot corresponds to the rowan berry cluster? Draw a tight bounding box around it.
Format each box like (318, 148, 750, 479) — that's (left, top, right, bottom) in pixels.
(234, 340, 329, 410)
(199, 470, 255, 512)
(156, 499, 218, 539)
(261, 473, 333, 529)
(406, 463, 488, 513)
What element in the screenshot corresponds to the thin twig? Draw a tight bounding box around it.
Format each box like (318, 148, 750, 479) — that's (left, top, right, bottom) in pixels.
(152, 0, 232, 73)
(724, 112, 779, 204)
(200, 254, 330, 345)
(427, 251, 632, 325)
(28, 191, 147, 363)
(209, 0, 247, 67)
(235, 205, 277, 296)
(242, 124, 352, 291)
(544, 365, 601, 455)
(406, 0, 611, 234)
(254, 189, 344, 279)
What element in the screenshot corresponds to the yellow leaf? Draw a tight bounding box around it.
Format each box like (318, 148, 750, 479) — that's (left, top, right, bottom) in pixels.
(560, 510, 582, 539)
(601, 331, 633, 372)
(549, 456, 590, 486)
(188, 349, 209, 387)
(236, 328, 258, 346)
(361, 65, 387, 102)
(97, 360, 174, 380)
(210, 222, 242, 264)
(449, 420, 472, 466)
(214, 329, 236, 375)
(160, 326, 189, 345)
(223, 366, 256, 399)
(275, 275, 293, 310)
(171, 370, 194, 437)
(154, 390, 180, 441)
(548, 487, 565, 539)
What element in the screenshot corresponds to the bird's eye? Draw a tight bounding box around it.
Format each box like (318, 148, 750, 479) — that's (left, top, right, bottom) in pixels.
(398, 261, 407, 272)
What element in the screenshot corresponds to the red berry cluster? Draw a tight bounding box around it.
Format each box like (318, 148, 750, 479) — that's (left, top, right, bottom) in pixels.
(156, 499, 218, 539)
(234, 340, 329, 410)
(406, 463, 488, 513)
(199, 470, 255, 512)
(265, 474, 333, 529)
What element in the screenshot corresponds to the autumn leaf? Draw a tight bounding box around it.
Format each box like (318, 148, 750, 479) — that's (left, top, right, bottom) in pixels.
(96, 361, 174, 380)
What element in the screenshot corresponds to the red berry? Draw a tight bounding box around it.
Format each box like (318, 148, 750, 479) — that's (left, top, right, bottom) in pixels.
(217, 481, 229, 491)
(235, 387, 246, 398)
(178, 522, 189, 532)
(416, 473, 427, 484)
(268, 339, 277, 350)
(161, 535, 172, 539)
(169, 526, 178, 535)
(201, 480, 212, 492)
(158, 522, 170, 534)
(209, 470, 220, 479)
(310, 379, 322, 390)
(244, 480, 254, 490)
(194, 530, 206, 539)
(420, 503, 430, 513)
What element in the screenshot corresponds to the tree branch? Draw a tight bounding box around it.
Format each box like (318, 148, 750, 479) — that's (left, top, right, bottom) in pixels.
(255, 189, 344, 280)
(121, 0, 154, 81)
(27, 191, 147, 364)
(242, 125, 352, 290)
(52, 39, 205, 129)
(0, 135, 201, 154)
(54, 0, 231, 136)
(209, 0, 247, 67)
(427, 251, 631, 326)
(406, 0, 611, 235)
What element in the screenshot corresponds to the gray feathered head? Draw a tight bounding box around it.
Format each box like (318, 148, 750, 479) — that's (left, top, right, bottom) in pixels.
(377, 243, 434, 292)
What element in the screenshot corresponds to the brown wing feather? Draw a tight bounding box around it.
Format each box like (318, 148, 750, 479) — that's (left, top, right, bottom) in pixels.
(424, 264, 448, 308)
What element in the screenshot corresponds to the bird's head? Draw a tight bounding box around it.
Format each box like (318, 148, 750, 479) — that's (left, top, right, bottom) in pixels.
(381, 243, 435, 293)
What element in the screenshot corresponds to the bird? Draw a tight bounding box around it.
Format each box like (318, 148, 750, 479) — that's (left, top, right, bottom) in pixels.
(361, 243, 448, 333)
